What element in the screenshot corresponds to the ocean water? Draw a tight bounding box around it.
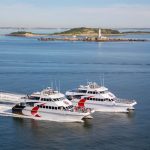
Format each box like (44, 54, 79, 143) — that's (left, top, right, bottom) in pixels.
(0, 31, 150, 150)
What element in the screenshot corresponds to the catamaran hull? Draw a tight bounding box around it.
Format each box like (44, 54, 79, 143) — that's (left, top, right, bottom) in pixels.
(23, 109, 90, 122)
(72, 101, 135, 113)
(12, 106, 91, 122)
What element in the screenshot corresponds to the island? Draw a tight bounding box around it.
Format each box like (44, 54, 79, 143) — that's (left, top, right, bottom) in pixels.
(38, 27, 148, 42)
(6, 31, 44, 37)
(6, 28, 149, 42)
(53, 27, 121, 36)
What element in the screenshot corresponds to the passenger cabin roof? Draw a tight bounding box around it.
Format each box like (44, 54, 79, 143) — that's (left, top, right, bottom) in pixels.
(78, 82, 108, 92)
(30, 87, 65, 98)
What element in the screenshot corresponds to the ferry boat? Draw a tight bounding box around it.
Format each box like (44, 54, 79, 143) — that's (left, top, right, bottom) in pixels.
(12, 87, 94, 122)
(65, 82, 137, 112)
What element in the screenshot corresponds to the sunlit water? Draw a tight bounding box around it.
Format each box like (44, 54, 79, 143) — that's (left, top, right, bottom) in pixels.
(0, 30, 150, 150)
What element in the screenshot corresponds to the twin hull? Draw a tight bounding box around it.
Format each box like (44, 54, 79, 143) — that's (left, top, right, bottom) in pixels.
(72, 100, 135, 112)
(13, 106, 90, 122)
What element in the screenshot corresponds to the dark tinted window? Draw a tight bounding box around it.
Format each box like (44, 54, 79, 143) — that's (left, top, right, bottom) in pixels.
(79, 90, 87, 93)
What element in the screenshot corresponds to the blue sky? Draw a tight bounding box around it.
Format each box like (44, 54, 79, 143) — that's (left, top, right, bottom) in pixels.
(0, 0, 150, 28)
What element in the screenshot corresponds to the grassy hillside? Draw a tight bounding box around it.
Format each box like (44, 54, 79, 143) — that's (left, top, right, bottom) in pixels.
(54, 27, 120, 36)
(10, 31, 33, 35)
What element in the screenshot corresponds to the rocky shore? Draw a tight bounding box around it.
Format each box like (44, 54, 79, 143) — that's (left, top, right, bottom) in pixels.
(38, 36, 148, 42)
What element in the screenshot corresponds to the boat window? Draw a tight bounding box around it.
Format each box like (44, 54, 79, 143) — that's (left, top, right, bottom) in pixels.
(29, 96, 40, 100)
(78, 90, 87, 93)
(74, 95, 82, 99)
(49, 106, 51, 109)
(27, 102, 35, 107)
(60, 97, 65, 100)
(55, 107, 57, 110)
(52, 106, 54, 109)
(46, 106, 48, 109)
(43, 106, 45, 108)
(88, 91, 93, 94)
(58, 107, 61, 110)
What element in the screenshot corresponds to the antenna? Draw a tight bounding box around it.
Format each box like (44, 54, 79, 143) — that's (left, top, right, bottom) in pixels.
(102, 73, 105, 86)
(58, 80, 61, 92)
(54, 79, 58, 91)
(51, 81, 53, 89)
(99, 75, 102, 86)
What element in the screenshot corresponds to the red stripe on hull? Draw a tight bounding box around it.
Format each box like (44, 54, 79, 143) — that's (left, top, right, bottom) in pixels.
(78, 96, 93, 107)
(31, 103, 45, 117)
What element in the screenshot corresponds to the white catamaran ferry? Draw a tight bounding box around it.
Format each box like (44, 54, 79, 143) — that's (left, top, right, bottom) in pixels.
(65, 82, 137, 112)
(11, 87, 94, 122)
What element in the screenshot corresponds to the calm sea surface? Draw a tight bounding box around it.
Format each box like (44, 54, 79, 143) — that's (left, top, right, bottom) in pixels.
(0, 30, 150, 150)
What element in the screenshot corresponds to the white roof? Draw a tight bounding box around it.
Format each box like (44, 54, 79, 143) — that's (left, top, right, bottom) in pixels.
(31, 87, 65, 99)
(78, 82, 108, 92)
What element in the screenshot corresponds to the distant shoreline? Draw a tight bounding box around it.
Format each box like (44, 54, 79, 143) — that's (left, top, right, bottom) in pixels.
(4, 27, 150, 43)
(6, 31, 47, 37)
(5, 27, 150, 38)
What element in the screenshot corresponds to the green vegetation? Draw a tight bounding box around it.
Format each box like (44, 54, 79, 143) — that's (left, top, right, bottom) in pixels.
(54, 27, 120, 35)
(10, 31, 33, 35)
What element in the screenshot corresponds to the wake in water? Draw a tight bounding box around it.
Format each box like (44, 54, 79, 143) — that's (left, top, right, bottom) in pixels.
(0, 104, 30, 118)
(0, 104, 50, 121)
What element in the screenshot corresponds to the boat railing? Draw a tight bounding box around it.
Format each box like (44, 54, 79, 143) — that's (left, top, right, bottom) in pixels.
(115, 98, 136, 104)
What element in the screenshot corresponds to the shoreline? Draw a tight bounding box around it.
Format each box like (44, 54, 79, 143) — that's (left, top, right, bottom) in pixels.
(38, 36, 149, 42)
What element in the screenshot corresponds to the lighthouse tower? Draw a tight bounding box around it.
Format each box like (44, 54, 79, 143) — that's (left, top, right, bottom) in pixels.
(98, 28, 102, 39)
